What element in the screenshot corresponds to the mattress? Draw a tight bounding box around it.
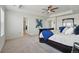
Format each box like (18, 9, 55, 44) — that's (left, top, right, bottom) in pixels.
(49, 34, 79, 46)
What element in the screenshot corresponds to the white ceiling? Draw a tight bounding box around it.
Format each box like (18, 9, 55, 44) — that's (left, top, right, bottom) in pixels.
(5, 5, 79, 17)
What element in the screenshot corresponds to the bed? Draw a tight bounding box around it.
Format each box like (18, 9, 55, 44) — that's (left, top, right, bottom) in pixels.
(39, 28, 79, 53)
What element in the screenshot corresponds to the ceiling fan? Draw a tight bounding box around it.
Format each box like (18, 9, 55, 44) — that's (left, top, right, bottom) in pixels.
(42, 5, 58, 14)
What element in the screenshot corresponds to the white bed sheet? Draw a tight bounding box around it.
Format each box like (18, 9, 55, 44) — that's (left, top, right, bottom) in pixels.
(49, 34, 79, 46)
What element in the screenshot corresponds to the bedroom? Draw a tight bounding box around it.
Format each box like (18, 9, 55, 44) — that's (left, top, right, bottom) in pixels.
(0, 5, 79, 53)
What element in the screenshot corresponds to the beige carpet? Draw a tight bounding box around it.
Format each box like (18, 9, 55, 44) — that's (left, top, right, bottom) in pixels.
(1, 34, 61, 53)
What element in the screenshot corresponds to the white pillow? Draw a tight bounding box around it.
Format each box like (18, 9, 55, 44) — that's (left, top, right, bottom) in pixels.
(40, 32, 44, 38)
(64, 27, 74, 35)
(62, 27, 68, 33)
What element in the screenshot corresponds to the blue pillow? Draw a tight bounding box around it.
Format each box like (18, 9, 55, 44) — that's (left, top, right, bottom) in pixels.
(59, 26, 65, 33)
(42, 30, 54, 41)
(74, 25, 79, 35)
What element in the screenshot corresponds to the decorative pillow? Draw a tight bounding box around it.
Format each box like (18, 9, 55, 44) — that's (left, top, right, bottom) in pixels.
(59, 26, 65, 33)
(42, 30, 54, 40)
(64, 27, 74, 35)
(62, 27, 69, 33)
(74, 25, 79, 35)
(40, 32, 44, 38)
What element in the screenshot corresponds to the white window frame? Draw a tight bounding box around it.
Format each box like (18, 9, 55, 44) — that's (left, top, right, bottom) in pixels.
(0, 8, 5, 37)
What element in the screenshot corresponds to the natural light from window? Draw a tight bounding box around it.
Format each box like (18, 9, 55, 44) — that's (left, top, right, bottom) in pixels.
(0, 8, 4, 37)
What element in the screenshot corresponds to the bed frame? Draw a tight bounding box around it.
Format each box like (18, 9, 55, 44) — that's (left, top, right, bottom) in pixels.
(39, 28, 72, 53)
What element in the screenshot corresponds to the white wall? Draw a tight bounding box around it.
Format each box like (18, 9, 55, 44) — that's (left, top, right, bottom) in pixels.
(56, 14, 79, 29)
(6, 10, 48, 39)
(28, 17, 48, 35)
(6, 11, 23, 39)
(46, 17, 57, 28)
(0, 6, 6, 52)
(47, 13, 79, 30)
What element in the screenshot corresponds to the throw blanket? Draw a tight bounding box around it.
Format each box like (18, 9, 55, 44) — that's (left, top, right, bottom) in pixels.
(41, 30, 54, 42)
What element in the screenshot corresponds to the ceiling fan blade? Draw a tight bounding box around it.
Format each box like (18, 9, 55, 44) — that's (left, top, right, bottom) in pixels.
(52, 7, 58, 10)
(13, 5, 23, 8)
(18, 5, 23, 8)
(42, 5, 58, 14)
(51, 10, 55, 12)
(48, 5, 52, 8)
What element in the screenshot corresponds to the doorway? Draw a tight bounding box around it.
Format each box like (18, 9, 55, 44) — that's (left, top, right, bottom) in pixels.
(23, 17, 28, 36)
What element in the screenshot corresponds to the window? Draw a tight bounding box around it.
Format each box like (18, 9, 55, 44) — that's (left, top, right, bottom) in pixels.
(0, 8, 5, 36)
(62, 18, 74, 27)
(63, 22, 73, 27)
